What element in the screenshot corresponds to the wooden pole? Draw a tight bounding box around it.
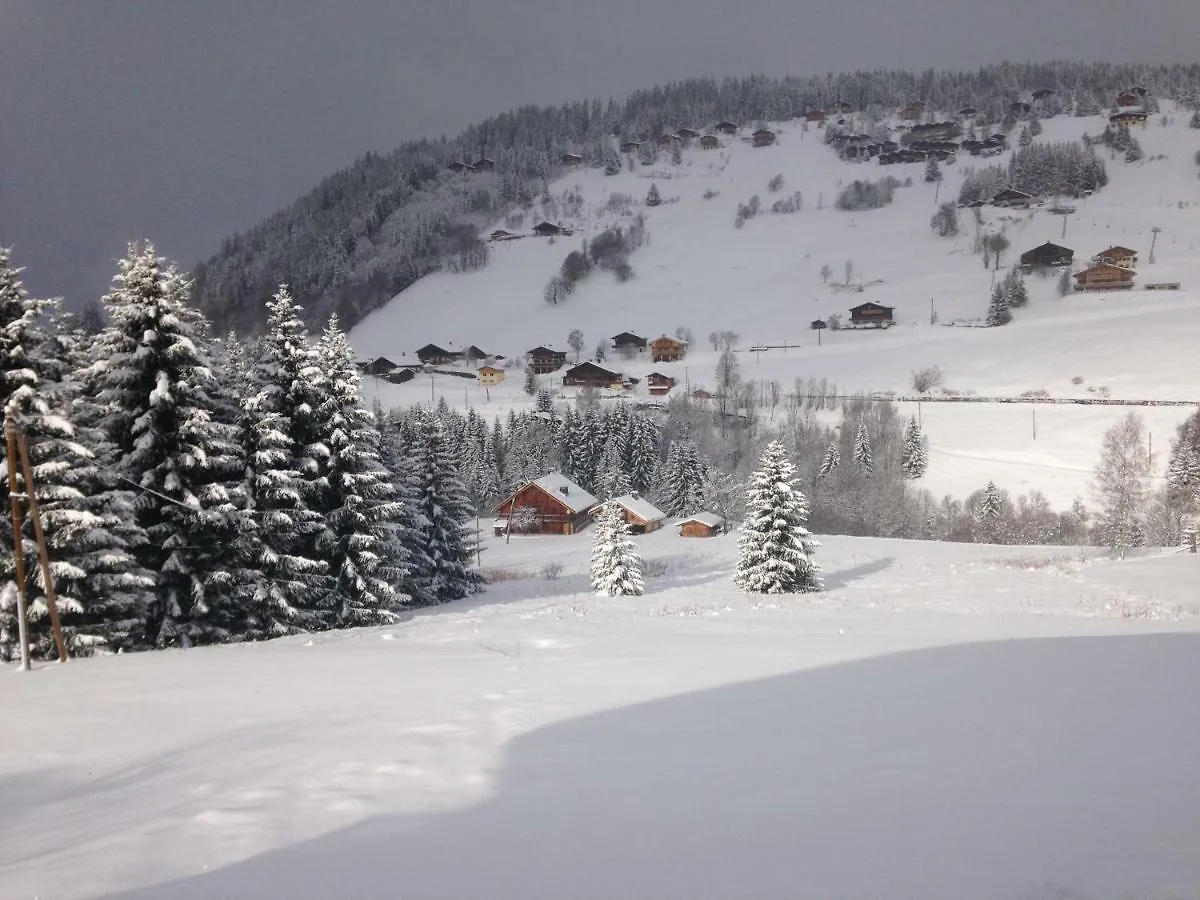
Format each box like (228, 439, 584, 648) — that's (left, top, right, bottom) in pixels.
(16, 427, 67, 662)
(5, 422, 32, 671)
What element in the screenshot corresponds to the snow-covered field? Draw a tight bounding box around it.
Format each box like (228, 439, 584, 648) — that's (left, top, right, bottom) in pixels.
(5, 530, 1200, 899)
(351, 107, 1200, 506)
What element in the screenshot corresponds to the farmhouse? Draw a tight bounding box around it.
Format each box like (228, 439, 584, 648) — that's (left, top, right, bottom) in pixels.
(657, 133, 680, 148)
(464, 345, 491, 361)
(849, 302, 895, 327)
(489, 229, 518, 241)
(562, 361, 624, 389)
(361, 356, 398, 376)
(448, 161, 474, 173)
(649, 335, 687, 363)
(494, 473, 598, 536)
(527, 346, 568, 374)
(677, 127, 700, 139)
(611, 332, 647, 354)
(560, 152, 583, 165)
(699, 134, 719, 149)
(594, 493, 666, 534)
(992, 188, 1034, 208)
(477, 366, 505, 386)
(691, 388, 716, 401)
(958, 106, 978, 117)
(533, 221, 564, 237)
(383, 369, 415, 385)
(473, 157, 495, 171)
(715, 121, 738, 135)
(1095, 246, 1138, 268)
(1116, 91, 1140, 107)
(752, 129, 776, 147)
(1074, 263, 1135, 291)
(678, 512, 726, 538)
(645, 372, 676, 396)
(804, 109, 826, 123)
(416, 344, 459, 366)
(1020, 242, 1074, 269)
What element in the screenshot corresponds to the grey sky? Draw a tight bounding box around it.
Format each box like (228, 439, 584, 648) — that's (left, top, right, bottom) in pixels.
(3, 1, 1199, 307)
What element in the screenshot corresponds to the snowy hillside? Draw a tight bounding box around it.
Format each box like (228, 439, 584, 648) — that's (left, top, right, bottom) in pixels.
(351, 106, 1200, 506)
(6, 530, 1200, 900)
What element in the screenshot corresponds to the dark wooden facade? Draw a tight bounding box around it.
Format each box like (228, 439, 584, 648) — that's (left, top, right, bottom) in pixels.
(611, 331, 647, 353)
(1020, 242, 1074, 269)
(849, 302, 895, 326)
(752, 129, 776, 147)
(678, 514, 725, 538)
(649, 335, 687, 362)
(562, 361, 624, 389)
(715, 121, 738, 135)
(992, 188, 1034, 208)
(699, 134, 719, 149)
(646, 372, 675, 396)
(527, 346, 568, 374)
(417, 344, 458, 365)
(362, 356, 398, 376)
(495, 484, 592, 535)
(1074, 263, 1135, 291)
(533, 221, 563, 237)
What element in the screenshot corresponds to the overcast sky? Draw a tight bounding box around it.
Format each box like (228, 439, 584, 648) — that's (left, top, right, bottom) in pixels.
(3, 1, 1199, 307)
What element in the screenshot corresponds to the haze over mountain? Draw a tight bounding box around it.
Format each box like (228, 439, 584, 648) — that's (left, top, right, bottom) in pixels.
(5, 0, 1200, 307)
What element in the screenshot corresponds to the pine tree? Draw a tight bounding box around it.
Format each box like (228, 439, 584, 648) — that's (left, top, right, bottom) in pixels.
(646, 183, 662, 207)
(596, 431, 631, 499)
(924, 158, 942, 183)
(524, 366, 537, 396)
(654, 437, 706, 517)
(310, 318, 409, 624)
(818, 440, 840, 477)
(852, 417, 873, 476)
(987, 284, 1013, 326)
(976, 480, 1005, 542)
(1003, 270, 1029, 308)
(734, 441, 821, 594)
(590, 502, 644, 596)
(625, 413, 659, 494)
(900, 416, 928, 479)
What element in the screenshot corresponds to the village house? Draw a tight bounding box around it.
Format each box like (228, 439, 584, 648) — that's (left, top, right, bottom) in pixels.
(562, 361, 625, 389)
(1032, 88, 1057, 101)
(489, 229, 518, 242)
(714, 121, 738, 135)
(592, 493, 666, 534)
(752, 129, 776, 147)
(416, 344, 460, 366)
(992, 188, 1034, 208)
(678, 512, 726, 538)
(493, 473, 598, 536)
(527, 346, 568, 374)
(1110, 111, 1147, 125)
(610, 332, 647, 355)
(677, 127, 700, 140)
(448, 161, 475, 173)
(849, 302, 895, 327)
(691, 388, 716, 401)
(383, 369, 415, 385)
(958, 106, 978, 118)
(804, 109, 826, 123)
(657, 133, 680, 148)
(477, 365, 505, 386)
(699, 134, 719, 150)
(1020, 242, 1074, 270)
(532, 221, 564, 237)
(1116, 91, 1140, 107)
(899, 104, 923, 121)
(649, 334, 687, 363)
(1095, 246, 1138, 268)
(645, 372, 676, 396)
(560, 152, 583, 165)
(472, 157, 495, 172)
(464, 345, 491, 362)
(1074, 263, 1135, 291)
(360, 356, 398, 376)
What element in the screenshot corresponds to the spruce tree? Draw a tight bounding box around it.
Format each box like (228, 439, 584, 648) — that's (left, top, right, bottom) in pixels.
(590, 502, 644, 596)
(818, 440, 840, 477)
(625, 413, 659, 494)
(852, 417, 873, 476)
(976, 480, 1005, 542)
(900, 416, 928, 479)
(987, 284, 1013, 326)
(654, 437, 706, 517)
(734, 441, 821, 594)
(646, 183, 662, 207)
(596, 431, 631, 499)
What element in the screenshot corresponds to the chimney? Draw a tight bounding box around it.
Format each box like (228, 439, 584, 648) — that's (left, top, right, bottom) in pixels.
(559, 486, 569, 495)
(630, 491, 640, 500)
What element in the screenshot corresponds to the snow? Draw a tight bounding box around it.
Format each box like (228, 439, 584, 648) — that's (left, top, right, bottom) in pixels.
(351, 107, 1200, 507)
(607, 491, 665, 524)
(677, 511, 725, 528)
(519, 471, 598, 514)
(5, 529, 1200, 899)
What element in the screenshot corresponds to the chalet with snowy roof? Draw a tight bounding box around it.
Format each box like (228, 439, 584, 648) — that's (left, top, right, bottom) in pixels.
(848, 302, 895, 327)
(699, 134, 720, 149)
(448, 161, 475, 173)
(1095, 246, 1138, 268)
(592, 493, 666, 534)
(649, 335, 687, 363)
(678, 512, 726, 538)
(752, 129, 776, 147)
(562, 361, 624, 389)
(1032, 88, 1056, 101)
(691, 388, 716, 401)
(804, 109, 827, 123)
(645, 372, 676, 396)
(494, 473, 598, 536)
(1074, 263, 1135, 292)
(383, 369, 415, 385)
(416, 344, 460, 365)
(361, 356, 398, 376)
(715, 121, 738, 135)
(472, 157, 495, 172)
(477, 366, 505, 386)
(677, 127, 700, 139)
(992, 188, 1034, 208)
(533, 221, 564, 237)
(464, 345, 491, 361)
(1010, 101, 1031, 115)
(611, 332, 647, 354)
(657, 133, 680, 148)
(958, 106, 978, 117)
(527, 346, 568, 374)
(1020, 242, 1074, 270)
(560, 152, 583, 165)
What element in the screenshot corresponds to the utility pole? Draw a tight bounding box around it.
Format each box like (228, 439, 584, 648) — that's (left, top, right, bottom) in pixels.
(1149, 226, 1162, 263)
(929, 296, 936, 325)
(1061, 213, 1068, 240)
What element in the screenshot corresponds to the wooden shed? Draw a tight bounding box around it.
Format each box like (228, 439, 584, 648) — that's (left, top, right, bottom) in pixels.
(592, 493, 667, 534)
(416, 344, 459, 365)
(714, 121, 738, 135)
(678, 512, 726, 538)
(752, 129, 776, 147)
(562, 361, 624, 389)
(1020, 242, 1074, 270)
(699, 134, 719, 149)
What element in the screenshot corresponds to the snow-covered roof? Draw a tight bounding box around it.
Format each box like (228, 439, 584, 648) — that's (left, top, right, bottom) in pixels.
(607, 493, 666, 524)
(531, 473, 598, 514)
(677, 512, 725, 528)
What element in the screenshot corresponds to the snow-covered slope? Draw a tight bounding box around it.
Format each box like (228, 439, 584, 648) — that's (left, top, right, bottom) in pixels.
(6, 531, 1200, 899)
(351, 107, 1200, 506)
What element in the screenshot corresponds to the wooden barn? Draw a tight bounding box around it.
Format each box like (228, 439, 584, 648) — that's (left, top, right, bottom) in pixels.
(1020, 242, 1074, 270)
(527, 346, 568, 374)
(562, 361, 624, 389)
(494, 473, 598, 536)
(560, 152, 583, 165)
(645, 372, 676, 396)
(1094, 245, 1138, 268)
(678, 512, 726, 538)
(472, 157, 495, 171)
(416, 344, 459, 365)
(992, 188, 1034, 208)
(752, 129, 777, 147)
(448, 161, 475, 173)
(361, 356, 398, 376)
(649, 335, 687, 363)
(677, 127, 700, 139)
(714, 121, 738, 135)
(1074, 263, 1135, 291)
(533, 221, 564, 237)
(849, 302, 895, 327)
(593, 493, 666, 534)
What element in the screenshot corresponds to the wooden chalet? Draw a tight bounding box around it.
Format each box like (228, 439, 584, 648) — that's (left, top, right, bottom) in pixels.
(416, 343, 459, 365)
(1110, 111, 1147, 125)
(464, 345, 491, 361)
(592, 493, 666, 534)
(699, 134, 720, 149)
(477, 365, 505, 385)
(691, 388, 716, 401)
(649, 334, 687, 363)
(751, 129, 776, 147)
(472, 157, 496, 172)
(677, 127, 700, 139)
(992, 188, 1034, 208)
(448, 161, 475, 173)
(489, 228, 519, 241)
(849, 302, 895, 327)
(1074, 263, 1135, 292)
(361, 356, 398, 376)
(383, 369, 415, 385)
(560, 152, 583, 165)
(1010, 101, 1031, 115)
(958, 106, 978, 117)
(1095, 246, 1138, 268)
(645, 372, 676, 396)
(714, 121, 738, 135)
(527, 346, 568, 374)
(1032, 88, 1056, 100)
(611, 331, 647, 354)
(1020, 242, 1074, 269)
(899, 104, 923, 121)
(678, 512, 726, 538)
(533, 221, 564, 237)
(562, 361, 624, 389)
(494, 473, 598, 536)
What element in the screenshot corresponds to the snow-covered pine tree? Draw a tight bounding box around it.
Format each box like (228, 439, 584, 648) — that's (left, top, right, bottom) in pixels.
(654, 436, 706, 517)
(1003, 270, 1029, 308)
(535, 387, 554, 412)
(1165, 409, 1200, 518)
(818, 440, 840, 477)
(734, 440, 821, 594)
(852, 417, 873, 476)
(590, 502, 644, 596)
(987, 284, 1013, 326)
(309, 318, 409, 625)
(646, 183, 662, 207)
(924, 158, 942, 183)
(596, 431, 631, 499)
(624, 413, 659, 494)
(900, 416, 928, 479)
(84, 242, 254, 647)
(975, 480, 1005, 542)
(377, 410, 437, 607)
